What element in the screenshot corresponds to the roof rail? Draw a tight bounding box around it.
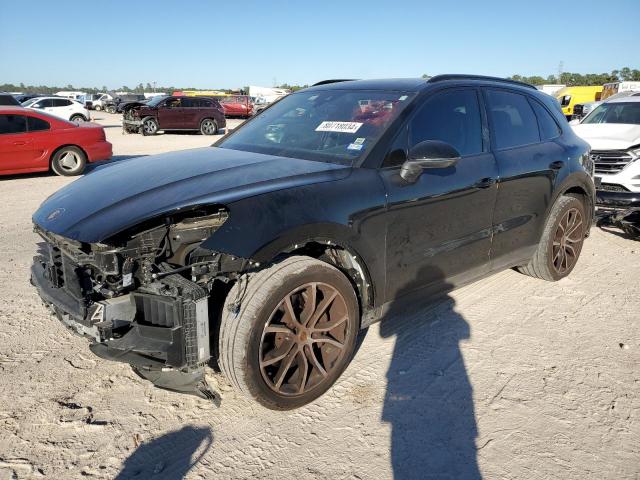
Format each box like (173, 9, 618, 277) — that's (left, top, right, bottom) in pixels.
(427, 74, 537, 90)
(312, 79, 356, 86)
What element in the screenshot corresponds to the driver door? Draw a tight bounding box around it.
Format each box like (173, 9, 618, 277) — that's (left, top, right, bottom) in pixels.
(158, 97, 184, 129)
(378, 88, 499, 301)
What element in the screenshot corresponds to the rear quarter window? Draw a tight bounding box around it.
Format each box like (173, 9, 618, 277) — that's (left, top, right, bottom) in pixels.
(529, 99, 561, 141)
(27, 116, 50, 132)
(486, 89, 540, 150)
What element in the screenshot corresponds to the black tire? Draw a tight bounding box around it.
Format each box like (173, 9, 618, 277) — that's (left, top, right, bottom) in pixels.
(200, 118, 218, 135)
(518, 195, 586, 281)
(51, 146, 87, 176)
(105, 105, 116, 114)
(219, 256, 360, 410)
(94, 105, 102, 111)
(142, 117, 159, 136)
(69, 114, 87, 124)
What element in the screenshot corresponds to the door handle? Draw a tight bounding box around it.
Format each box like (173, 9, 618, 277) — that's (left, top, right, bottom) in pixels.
(549, 160, 565, 170)
(13, 141, 28, 146)
(474, 177, 497, 189)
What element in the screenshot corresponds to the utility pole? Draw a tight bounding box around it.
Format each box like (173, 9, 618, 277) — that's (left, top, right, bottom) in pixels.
(153, 81, 156, 93)
(558, 61, 564, 83)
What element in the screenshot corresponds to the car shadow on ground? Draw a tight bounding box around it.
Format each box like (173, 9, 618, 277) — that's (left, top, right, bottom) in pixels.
(115, 425, 213, 479)
(379, 266, 481, 480)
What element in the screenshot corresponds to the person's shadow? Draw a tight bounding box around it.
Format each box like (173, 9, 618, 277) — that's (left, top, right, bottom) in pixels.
(379, 266, 480, 479)
(116, 426, 213, 479)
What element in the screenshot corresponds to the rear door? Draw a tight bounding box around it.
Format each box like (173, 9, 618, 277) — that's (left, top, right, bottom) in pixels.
(181, 98, 200, 128)
(378, 88, 499, 300)
(0, 114, 35, 172)
(485, 88, 562, 269)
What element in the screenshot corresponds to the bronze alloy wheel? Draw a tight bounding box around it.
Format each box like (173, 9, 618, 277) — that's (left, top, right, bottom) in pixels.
(551, 206, 584, 275)
(259, 282, 350, 396)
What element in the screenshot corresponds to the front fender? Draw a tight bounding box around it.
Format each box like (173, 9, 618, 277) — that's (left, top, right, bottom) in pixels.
(200, 168, 388, 305)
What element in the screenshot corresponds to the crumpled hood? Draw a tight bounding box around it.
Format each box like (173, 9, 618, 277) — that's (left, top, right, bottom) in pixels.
(572, 123, 640, 150)
(33, 147, 349, 243)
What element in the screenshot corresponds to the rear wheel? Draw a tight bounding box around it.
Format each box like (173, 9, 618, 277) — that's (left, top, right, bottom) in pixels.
(51, 146, 87, 176)
(142, 118, 159, 136)
(70, 114, 86, 124)
(105, 105, 116, 114)
(219, 256, 359, 410)
(200, 118, 218, 135)
(518, 195, 586, 281)
(94, 105, 102, 111)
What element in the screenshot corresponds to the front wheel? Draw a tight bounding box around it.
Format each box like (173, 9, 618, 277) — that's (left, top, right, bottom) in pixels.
(142, 118, 159, 136)
(518, 195, 586, 281)
(94, 105, 102, 111)
(219, 256, 360, 410)
(51, 146, 87, 176)
(105, 105, 116, 114)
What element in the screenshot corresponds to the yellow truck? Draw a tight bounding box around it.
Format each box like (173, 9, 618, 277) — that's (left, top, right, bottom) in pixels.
(555, 86, 603, 119)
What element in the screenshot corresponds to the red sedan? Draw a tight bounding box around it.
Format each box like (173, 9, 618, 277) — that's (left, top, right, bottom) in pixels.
(0, 106, 112, 176)
(217, 95, 253, 118)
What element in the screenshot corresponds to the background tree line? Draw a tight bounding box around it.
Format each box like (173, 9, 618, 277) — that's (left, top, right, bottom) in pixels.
(421, 67, 640, 86)
(508, 67, 640, 86)
(0, 81, 243, 95)
(3, 67, 639, 95)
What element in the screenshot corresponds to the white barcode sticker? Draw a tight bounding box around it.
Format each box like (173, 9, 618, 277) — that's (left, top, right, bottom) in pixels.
(122, 273, 133, 287)
(316, 121, 363, 133)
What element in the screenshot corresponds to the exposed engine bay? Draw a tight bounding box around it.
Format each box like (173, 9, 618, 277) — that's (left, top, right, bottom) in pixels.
(31, 206, 246, 404)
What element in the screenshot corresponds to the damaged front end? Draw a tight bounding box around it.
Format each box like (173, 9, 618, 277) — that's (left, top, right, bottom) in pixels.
(31, 206, 244, 404)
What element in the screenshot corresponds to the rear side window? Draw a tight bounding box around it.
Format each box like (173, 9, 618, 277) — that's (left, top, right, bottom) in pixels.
(27, 116, 50, 132)
(35, 99, 54, 108)
(53, 99, 72, 107)
(0, 114, 28, 134)
(529, 99, 561, 140)
(486, 90, 540, 149)
(181, 98, 194, 107)
(410, 89, 483, 156)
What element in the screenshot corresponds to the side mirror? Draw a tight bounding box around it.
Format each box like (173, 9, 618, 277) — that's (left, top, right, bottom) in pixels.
(32, 103, 43, 109)
(400, 140, 460, 182)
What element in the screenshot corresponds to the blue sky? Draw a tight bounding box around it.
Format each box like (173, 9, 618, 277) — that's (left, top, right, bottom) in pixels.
(1, 0, 638, 89)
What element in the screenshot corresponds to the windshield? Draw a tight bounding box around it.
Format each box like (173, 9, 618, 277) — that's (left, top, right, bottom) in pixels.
(145, 95, 168, 107)
(22, 98, 41, 107)
(582, 102, 640, 125)
(217, 89, 415, 165)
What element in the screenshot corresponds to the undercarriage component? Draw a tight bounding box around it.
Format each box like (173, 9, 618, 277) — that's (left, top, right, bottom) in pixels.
(132, 366, 220, 405)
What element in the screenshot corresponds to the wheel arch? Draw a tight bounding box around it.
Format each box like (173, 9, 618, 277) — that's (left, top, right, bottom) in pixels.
(555, 172, 596, 231)
(250, 232, 376, 320)
(49, 144, 88, 171)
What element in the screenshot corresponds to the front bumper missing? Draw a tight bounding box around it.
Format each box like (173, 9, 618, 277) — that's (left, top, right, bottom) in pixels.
(31, 261, 220, 403)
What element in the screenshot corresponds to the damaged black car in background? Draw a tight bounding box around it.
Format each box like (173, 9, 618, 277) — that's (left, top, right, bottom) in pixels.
(31, 76, 595, 410)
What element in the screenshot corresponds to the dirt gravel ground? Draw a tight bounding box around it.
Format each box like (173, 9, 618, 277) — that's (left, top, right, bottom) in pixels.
(0, 113, 638, 479)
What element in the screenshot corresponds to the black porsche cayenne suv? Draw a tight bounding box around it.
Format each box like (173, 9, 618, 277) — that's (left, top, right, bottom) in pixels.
(31, 75, 594, 410)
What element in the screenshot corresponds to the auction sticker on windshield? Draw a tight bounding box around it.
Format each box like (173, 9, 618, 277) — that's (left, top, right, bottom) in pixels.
(316, 121, 363, 133)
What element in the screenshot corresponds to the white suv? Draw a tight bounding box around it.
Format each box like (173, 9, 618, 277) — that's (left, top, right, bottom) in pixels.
(22, 96, 90, 123)
(572, 96, 640, 194)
